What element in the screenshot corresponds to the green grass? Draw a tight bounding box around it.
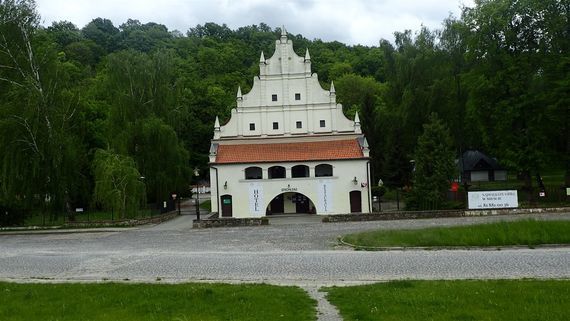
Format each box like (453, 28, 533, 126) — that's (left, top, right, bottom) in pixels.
(0, 282, 316, 321)
(342, 219, 570, 248)
(200, 200, 212, 211)
(325, 279, 570, 321)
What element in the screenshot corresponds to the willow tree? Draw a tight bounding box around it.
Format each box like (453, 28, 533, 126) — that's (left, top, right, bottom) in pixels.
(0, 0, 88, 216)
(93, 149, 145, 219)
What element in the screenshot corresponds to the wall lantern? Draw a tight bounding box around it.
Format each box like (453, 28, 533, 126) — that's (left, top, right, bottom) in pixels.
(224, 181, 228, 189)
(352, 177, 358, 185)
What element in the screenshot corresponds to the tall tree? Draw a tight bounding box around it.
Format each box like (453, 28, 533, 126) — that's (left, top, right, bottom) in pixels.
(409, 114, 455, 209)
(0, 0, 88, 215)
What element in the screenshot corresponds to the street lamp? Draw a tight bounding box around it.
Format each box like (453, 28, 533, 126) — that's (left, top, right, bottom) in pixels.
(194, 167, 200, 221)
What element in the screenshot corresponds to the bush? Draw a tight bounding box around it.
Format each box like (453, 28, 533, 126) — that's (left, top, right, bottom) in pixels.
(371, 186, 386, 197)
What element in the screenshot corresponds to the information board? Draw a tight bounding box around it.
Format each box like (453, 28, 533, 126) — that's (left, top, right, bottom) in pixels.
(468, 190, 518, 209)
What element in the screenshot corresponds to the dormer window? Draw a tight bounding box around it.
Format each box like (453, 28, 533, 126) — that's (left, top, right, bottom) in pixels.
(296, 121, 302, 129)
(272, 94, 278, 101)
(273, 122, 279, 130)
(249, 123, 255, 131)
(320, 120, 326, 127)
(295, 93, 301, 100)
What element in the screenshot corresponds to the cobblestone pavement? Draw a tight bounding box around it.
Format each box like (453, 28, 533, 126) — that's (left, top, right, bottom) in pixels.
(1, 212, 570, 285)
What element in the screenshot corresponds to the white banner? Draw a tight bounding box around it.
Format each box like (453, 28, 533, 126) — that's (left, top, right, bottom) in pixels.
(317, 180, 333, 214)
(468, 190, 518, 209)
(248, 182, 264, 217)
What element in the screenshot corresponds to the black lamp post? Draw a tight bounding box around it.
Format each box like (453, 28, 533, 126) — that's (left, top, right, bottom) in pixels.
(194, 168, 200, 221)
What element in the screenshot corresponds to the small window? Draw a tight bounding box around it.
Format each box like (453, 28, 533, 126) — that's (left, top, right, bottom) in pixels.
(295, 93, 301, 100)
(268, 166, 286, 179)
(249, 123, 255, 131)
(296, 121, 302, 129)
(315, 164, 333, 177)
(272, 94, 278, 101)
(320, 120, 326, 127)
(292, 165, 309, 178)
(273, 122, 279, 130)
(245, 167, 262, 180)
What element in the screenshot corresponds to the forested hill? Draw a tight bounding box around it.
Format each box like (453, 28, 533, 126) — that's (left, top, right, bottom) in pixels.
(0, 0, 568, 215)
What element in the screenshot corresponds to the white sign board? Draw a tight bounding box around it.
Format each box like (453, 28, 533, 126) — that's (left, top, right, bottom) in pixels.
(317, 180, 334, 214)
(468, 190, 518, 209)
(248, 182, 264, 217)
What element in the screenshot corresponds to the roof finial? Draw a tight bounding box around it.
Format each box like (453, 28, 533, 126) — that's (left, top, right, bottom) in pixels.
(214, 116, 220, 129)
(259, 51, 265, 63)
(330, 81, 336, 94)
(305, 48, 311, 61)
(354, 111, 362, 134)
(281, 25, 287, 37)
(236, 86, 243, 101)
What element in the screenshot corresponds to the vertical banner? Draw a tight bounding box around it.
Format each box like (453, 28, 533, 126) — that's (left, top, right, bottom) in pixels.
(248, 182, 264, 217)
(317, 180, 333, 214)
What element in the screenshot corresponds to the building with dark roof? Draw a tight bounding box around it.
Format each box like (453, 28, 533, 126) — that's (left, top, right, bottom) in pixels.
(458, 150, 507, 182)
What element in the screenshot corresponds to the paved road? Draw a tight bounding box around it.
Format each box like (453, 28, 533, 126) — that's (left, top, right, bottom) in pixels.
(1, 213, 570, 285)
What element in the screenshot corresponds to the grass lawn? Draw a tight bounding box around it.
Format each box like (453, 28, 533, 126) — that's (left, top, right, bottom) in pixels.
(342, 219, 570, 248)
(200, 200, 212, 211)
(325, 279, 570, 321)
(0, 282, 316, 321)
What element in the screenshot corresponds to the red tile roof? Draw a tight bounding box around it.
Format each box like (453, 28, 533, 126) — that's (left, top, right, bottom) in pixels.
(214, 139, 364, 164)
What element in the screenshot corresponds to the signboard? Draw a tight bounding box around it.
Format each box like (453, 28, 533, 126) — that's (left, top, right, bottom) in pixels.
(248, 182, 264, 216)
(317, 180, 333, 213)
(567, 188, 570, 196)
(468, 190, 518, 209)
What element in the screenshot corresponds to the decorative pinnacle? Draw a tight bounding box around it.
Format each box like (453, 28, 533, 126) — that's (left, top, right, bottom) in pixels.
(330, 81, 336, 94)
(305, 48, 311, 61)
(281, 25, 287, 37)
(354, 111, 360, 123)
(259, 51, 265, 63)
(214, 116, 220, 129)
(236, 86, 243, 100)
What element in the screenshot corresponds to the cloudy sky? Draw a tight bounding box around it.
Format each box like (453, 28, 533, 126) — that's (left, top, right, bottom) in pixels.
(35, 0, 474, 46)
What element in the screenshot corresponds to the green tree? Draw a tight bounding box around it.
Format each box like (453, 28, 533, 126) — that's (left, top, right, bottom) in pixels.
(409, 114, 455, 210)
(0, 0, 89, 217)
(93, 149, 145, 219)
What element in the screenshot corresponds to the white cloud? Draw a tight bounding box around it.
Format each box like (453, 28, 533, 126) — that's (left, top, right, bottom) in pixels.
(36, 0, 473, 46)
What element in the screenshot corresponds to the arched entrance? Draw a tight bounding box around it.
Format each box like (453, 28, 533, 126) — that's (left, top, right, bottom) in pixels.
(220, 194, 232, 217)
(266, 192, 316, 215)
(349, 191, 362, 213)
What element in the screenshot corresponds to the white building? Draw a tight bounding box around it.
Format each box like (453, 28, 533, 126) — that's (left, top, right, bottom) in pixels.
(209, 29, 371, 218)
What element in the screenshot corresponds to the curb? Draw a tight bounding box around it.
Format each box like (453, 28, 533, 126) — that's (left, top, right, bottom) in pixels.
(337, 236, 570, 251)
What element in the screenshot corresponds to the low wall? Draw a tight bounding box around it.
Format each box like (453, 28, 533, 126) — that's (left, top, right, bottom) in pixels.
(464, 206, 570, 216)
(64, 211, 179, 228)
(323, 207, 570, 223)
(193, 217, 269, 228)
(322, 210, 464, 222)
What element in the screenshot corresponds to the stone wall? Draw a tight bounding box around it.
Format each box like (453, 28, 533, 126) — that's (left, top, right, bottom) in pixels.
(64, 212, 179, 228)
(322, 207, 570, 223)
(193, 217, 269, 228)
(322, 210, 464, 222)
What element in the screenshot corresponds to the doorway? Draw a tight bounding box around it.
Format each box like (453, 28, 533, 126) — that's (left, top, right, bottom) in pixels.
(349, 191, 362, 213)
(221, 194, 232, 217)
(267, 192, 315, 215)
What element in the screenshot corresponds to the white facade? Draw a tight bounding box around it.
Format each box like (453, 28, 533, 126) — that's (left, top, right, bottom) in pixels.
(209, 29, 371, 218)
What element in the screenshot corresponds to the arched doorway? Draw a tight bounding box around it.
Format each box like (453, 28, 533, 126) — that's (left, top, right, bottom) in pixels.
(266, 192, 316, 215)
(349, 191, 362, 213)
(220, 194, 232, 217)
